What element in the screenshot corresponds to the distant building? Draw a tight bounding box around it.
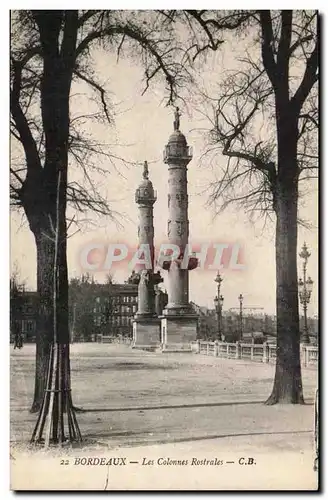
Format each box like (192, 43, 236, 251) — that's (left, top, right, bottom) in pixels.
(10, 290, 38, 343)
(10, 285, 318, 344)
(90, 283, 167, 338)
(72, 281, 168, 340)
(92, 283, 139, 338)
(11, 283, 142, 342)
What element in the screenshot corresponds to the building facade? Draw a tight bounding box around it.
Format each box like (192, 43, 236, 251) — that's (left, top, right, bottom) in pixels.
(10, 289, 38, 343)
(74, 282, 168, 340)
(92, 284, 139, 338)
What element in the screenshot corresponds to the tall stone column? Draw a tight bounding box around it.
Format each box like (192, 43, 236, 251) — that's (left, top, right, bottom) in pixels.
(132, 162, 163, 351)
(166, 162, 190, 311)
(160, 108, 198, 352)
(135, 161, 156, 275)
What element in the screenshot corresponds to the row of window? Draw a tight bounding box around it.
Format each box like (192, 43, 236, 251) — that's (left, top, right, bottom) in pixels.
(111, 316, 133, 326)
(93, 305, 137, 314)
(95, 295, 137, 305)
(121, 305, 137, 314)
(13, 320, 36, 332)
(112, 295, 137, 304)
(94, 315, 133, 327)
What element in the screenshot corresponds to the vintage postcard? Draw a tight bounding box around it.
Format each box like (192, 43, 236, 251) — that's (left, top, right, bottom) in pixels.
(10, 9, 319, 491)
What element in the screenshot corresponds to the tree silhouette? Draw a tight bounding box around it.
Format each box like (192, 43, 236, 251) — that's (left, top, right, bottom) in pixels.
(10, 10, 187, 417)
(176, 9, 318, 403)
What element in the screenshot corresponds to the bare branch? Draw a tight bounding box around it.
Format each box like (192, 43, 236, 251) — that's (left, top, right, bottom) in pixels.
(259, 11, 278, 87)
(299, 112, 318, 130)
(74, 68, 112, 124)
(75, 17, 183, 105)
(291, 12, 319, 110)
(78, 10, 98, 28)
(10, 57, 42, 175)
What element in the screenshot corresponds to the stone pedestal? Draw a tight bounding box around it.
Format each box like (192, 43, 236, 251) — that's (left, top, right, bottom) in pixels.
(132, 316, 161, 351)
(160, 314, 198, 352)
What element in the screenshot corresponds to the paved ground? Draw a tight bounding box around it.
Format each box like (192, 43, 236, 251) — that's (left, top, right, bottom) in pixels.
(10, 343, 319, 490)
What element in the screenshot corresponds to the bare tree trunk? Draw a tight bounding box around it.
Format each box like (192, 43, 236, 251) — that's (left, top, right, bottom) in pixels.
(28, 10, 78, 413)
(29, 203, 71, 414)
(266, 118, 304, 404)
(30, 231, 54, 412)
(29, 11, 81, 443)
(31, 173, 82, 445)
(266, 197, 304, 403)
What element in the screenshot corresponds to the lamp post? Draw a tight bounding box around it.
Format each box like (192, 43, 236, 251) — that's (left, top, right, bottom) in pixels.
(238, 293, 244, 341)
(214, 272, 224, 340)
(214, 294, 224, 341)
(298, 242, 314, 344)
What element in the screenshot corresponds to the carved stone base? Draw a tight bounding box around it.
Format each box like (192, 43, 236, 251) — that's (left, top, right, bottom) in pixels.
(160, 314, 198, 352)
(132, 317, 161, 351)
(163, 304, 194, 316)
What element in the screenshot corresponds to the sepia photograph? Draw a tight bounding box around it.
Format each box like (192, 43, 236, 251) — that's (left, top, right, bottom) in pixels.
(9, 8, 319, 491)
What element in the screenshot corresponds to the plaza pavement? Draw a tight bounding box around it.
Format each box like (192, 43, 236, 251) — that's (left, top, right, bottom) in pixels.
(10, 343, 318, 490)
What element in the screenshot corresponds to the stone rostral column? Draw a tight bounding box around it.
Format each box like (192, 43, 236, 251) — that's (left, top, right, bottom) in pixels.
(132, 161, 163, 351)
(160, 108, 198, 352)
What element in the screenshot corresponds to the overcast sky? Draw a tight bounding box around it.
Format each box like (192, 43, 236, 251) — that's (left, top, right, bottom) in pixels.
(10, 38, 318, 316)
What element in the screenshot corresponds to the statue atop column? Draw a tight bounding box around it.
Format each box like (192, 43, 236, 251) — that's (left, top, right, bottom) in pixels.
(143, 160, 149, 179)
(173, 106, 180, 131)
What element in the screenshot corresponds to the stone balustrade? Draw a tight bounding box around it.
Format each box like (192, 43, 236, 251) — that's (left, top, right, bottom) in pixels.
(97, 334, 132, 345)
(95, 335, 318, 366)
(192, 340, 318, 366)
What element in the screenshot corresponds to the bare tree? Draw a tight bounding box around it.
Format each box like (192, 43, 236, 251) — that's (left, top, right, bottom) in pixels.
(176, 9, 318, 403)
(31, 172, 82, 446)
(10, 10, 186, 416)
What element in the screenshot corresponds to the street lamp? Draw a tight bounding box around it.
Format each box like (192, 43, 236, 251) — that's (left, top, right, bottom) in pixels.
(214, 294, 224, 341)
(238, 293, 244, 341)
(214, 272, 224, 340)
(298, 243, 314, 344)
